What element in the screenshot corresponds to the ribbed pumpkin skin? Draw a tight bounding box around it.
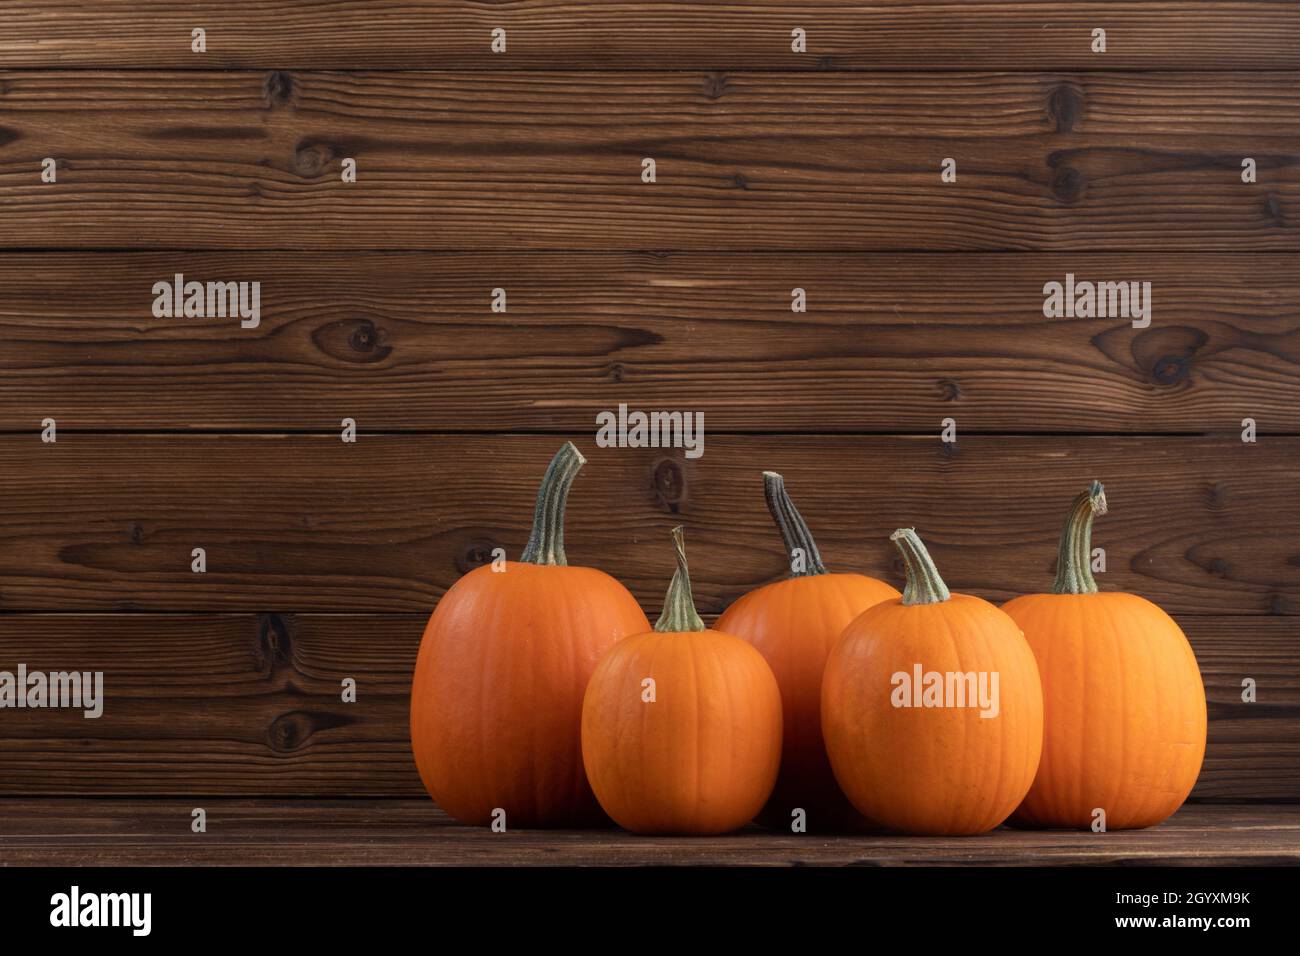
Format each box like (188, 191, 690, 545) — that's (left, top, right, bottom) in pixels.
(822, 595, 1044, 835)
(410, 561, 649, 827)
(717, 573, 900, 829)
(1003, 591, 1207, 830)
(581, 628, 783, 835)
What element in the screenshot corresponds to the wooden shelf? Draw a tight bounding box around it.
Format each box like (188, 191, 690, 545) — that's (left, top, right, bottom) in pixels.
(2, 800, 1295, 866)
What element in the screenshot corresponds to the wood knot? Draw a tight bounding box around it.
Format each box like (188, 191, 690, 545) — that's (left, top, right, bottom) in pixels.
(457, 538, 503, 574)
(703, 72, 728, 99)
(254, 613, 294, 672)
(267, 712, 313, 752)
(293, 140, 333, 178)
(0, 126, 20, 148)
(1151, 355, 1189, 385)
(129, 523, 144, 545)
(937, 379, 962, 402)
(263, 70, 295, 109)
(889, 553, 906, 580)
(651, 458, 686, 513)
(268, 710, 350, 752)
(311, 317, 393, 364)
(1050, 166, 1085, 203)
(607, 362, 625, 383)
(730, 172, 750, 189)
(1132, 326, 1206, 387)
(1047, 83, 1084, 133)
(349, 319, 387, 354)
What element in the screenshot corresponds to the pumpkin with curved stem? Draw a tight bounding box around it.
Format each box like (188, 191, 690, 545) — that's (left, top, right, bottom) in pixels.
(716, 471, 900, 830)
(1004, 482, 1207, 830)
(582, 527, 783, 835)
(822, 529, 1043, 835)
(409, 442, 649, 827)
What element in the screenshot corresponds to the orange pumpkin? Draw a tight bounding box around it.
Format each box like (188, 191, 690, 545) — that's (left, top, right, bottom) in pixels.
(822, 529, 1043, 835)
(409, 442, 649, 827)
(1004, 481, 1207, 830)
(717, 471, 900, 830)
(582, 527, 783, 834)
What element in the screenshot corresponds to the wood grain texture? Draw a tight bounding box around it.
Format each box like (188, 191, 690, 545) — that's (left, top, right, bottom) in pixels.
(1, 0, 1294, 858)
(1, 71, 1296, 250)
(2, 2, 1299, 71)
(3, 252, 1298, 433)
(0, 800, 1294, 865)
(0, 614, 408, 797)
(2, 435, 1295, 614)
(0, 614, 1292, 800)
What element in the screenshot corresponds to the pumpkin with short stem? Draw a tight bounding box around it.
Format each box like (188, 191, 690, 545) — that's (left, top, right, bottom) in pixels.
(716, 471, 900, 830)
(409, 442, 650, 827)
(822, 529, 1043, 835)
(581, 527, 783, 835)
(1004, 481, 1207, 830)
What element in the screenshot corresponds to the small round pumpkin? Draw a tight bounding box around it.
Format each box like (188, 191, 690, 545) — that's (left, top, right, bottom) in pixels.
(716, 471, 899, 830)
(582, 527, 783, 835)
(409, 442, 650, 827)
(822, 529, 1043, 836)
(1004, 481, 1207, 830)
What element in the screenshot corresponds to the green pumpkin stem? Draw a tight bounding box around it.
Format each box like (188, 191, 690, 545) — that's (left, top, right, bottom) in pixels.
(519, 442, 585, 566)
(890, 528, 951, 606)
(762, 471, 828, 577)
(1052, 480, 1108, 595)
(654, 526, 706, 633)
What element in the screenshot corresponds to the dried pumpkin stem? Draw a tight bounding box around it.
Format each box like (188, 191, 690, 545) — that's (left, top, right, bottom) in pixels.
(890, 528, 951, 606)
(1053, 480, 1108, 595)
(762, 471, 828, 577)
(654, 526, 706, 633)
(520, 441, 585, 566)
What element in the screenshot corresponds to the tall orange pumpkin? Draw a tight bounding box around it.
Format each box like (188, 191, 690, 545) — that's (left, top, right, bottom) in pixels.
(1004, 481, 1207, 830)
(409, 442, 649, 827)
(581, 527, 783, 835)
(716, 471, 900, 830)
(822, 529, 1043, 835)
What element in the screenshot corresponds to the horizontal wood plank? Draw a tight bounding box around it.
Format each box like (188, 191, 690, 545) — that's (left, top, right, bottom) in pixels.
(0, 434, 1296, 615)
(2, 3, 1299, 71)
(1, 71, 1296, 250)
(0, 614, 411, 797)
(3, 252, 1298, 433)
(0, 614, 1292, 800)
(0, 800, 1294, 865)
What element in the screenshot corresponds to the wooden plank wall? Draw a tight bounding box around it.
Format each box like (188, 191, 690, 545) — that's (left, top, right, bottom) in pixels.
(0, 2, 1296, 804)
(0, 71, 1296, 249)
(3, 2, 1299, 70)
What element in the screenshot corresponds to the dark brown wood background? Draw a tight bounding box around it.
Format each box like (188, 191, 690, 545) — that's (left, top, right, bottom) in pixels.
(0, 2, 1297, 831)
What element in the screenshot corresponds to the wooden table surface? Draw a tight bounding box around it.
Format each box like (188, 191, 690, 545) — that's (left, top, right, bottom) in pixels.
(1, 800, 1295, 867)
(0, 2, 1296, 861)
